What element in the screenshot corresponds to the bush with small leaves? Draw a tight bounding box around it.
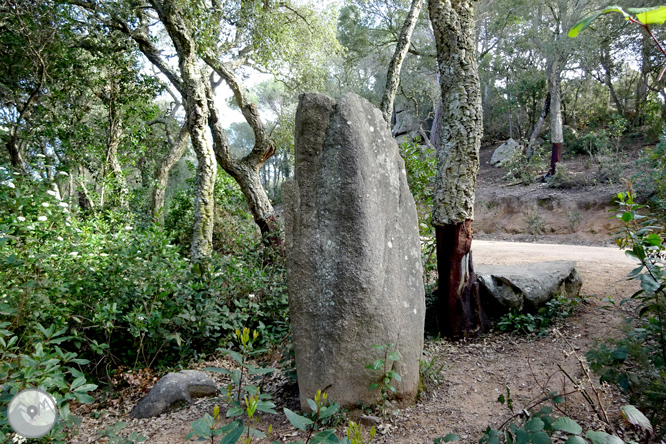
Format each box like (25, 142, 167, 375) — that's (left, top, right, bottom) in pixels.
(0, 323, 97, 443)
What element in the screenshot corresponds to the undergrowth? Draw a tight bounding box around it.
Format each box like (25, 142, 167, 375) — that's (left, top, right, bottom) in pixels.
(496, 295, 586, 335)
(0, 166, 289, 374)
(585, 190, 666, 438)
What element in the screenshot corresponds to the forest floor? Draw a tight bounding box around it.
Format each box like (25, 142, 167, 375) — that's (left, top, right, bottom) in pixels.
(74, 143, 654, 443)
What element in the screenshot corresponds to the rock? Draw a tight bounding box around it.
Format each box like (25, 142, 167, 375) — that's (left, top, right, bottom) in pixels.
(392, 105, 432, 148)
(129, 370, 217, 419)
(476, 260, 583, 314)
(283, 92, 425, 410)
(360, 415, 382, 426)
(490, 138, 522, 167)
(392, 108, 421, 138)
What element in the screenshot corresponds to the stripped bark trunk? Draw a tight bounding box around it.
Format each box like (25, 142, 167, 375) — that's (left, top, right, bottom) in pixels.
(428, 0, 488, 338)
(150, 122, 189, 224)
(435, 221, 488, 337)
(380, 0, 423, 125)
(525, 93, 550, 158)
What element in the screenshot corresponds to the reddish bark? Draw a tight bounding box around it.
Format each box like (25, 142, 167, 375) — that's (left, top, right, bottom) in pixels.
(549, 142, 563, 176)
(435, 220, 489, 338)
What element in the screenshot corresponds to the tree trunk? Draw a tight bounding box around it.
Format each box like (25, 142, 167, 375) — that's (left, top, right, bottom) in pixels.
(104, 102, 129, 209)
(151, 0, 217, 260)
(380, 0, 423, 125)
(636, 33, 651, 122)
(76, 165, 95, 213)
(430, 94, 442, 148)
(435, 221, 489, 337)
(525, 93, 550, 158)
(204, 81, 281, 247)
(150, 122, 189, 224)
(203, 60, 281, 247)
(6, 136, 24, 171)
(548, 59, 563, 176)
(600, 42, 624, 117)
(428, 0, 487, 338)
(41, 142, 62, 201)
(185, 76, 216, 261)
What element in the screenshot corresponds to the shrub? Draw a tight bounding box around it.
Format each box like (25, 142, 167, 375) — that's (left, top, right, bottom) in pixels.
(568, 130, 609, 156)
(0, 164, 289, 371)
(586, 191, 666, 437)
(496, 295, 584, 335)
(165, 169, 259, 255)
(503, 146, 548, 185)
(0, 323, 97, 443)
(399, 138, 437, 288)
(635, 130, 666, 215)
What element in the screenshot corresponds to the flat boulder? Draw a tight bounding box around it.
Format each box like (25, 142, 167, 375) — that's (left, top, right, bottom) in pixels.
(491, 138, 522, 167)
(283, 92, 425, 410)
(476, 260, 582, 314)
(129, 370, 217, 419)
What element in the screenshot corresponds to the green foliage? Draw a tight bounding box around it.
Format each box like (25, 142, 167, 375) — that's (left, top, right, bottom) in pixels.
(568, 130, 609, 156)
(586, 191, 666, 436)
(195, 332, 346, 444)
(523, 210, 545, 240)
(0, 164, 289, 371)
(282, 390, 346, 444)
(635, 131, 666, 215)
(97, 421, 147, 444)
(497, 295, 585, 335)
(186, 406, 244, 443)
(341, 421, 376, 444)
(0, 323, 97, 443)
(193, 328, 276, 443)
(418, 353, 446, 396)
(503, 146, 548, 185)
(436, 391, 648, 444)
(569, 5, 666, 38)
(399, 139, 437, 288)
(568, 210, 582, 232)
(365, 343, 401, 413)
(438, 403, 588, 444)
(165, 169, 259, 255)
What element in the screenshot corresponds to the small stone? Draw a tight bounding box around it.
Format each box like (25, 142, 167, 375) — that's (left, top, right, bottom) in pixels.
(360, 415, 381, 426)
(129, 370, 217, 419)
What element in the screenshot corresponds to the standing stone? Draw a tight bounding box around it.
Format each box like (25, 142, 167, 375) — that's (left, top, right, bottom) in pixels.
(283, 92, 425, 410)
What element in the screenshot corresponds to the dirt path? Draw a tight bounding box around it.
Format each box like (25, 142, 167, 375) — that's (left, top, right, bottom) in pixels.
(77, 242, 641, 444)
(371, 241, 639, 444)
